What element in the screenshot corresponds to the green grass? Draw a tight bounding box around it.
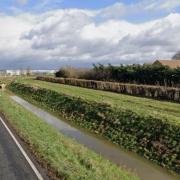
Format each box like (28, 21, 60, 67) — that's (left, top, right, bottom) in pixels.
(0, 91, 138, 180)
(16, 77, 180, 125)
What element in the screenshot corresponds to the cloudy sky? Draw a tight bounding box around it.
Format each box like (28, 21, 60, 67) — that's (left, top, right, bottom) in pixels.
(0, 0, 180, 69)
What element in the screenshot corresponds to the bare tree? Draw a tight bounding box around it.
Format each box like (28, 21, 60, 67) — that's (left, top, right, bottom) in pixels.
(26, 67, 31, 76)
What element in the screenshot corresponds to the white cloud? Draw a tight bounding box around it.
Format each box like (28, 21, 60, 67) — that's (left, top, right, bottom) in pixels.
(0, 4, 180, 69)
(147, 0, 180, 10)
(98, 0, 180, 19)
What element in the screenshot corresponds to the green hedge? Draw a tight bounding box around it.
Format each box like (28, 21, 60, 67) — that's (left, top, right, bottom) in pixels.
(8, 82, 180, 174)
(36, 76, 180, 102)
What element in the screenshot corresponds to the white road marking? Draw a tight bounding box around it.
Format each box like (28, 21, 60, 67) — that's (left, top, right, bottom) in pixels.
(0, 116, 43, 180)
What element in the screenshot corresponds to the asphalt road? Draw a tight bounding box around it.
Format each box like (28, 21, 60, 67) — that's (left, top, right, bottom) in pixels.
(0, 117, 39, 180)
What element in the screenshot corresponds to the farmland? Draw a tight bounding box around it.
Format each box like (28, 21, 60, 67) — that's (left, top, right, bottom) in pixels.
(10, 77, 180, 173)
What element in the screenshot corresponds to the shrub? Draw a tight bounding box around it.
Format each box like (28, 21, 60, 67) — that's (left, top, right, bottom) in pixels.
(55, 67, 91, 79)
(55, 68, 71, 78)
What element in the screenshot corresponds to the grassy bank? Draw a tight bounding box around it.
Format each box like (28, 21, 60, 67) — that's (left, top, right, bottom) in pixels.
(0, 92, 137, 180)
(17, 78, 180, 125)
(8, 81, 180, 174)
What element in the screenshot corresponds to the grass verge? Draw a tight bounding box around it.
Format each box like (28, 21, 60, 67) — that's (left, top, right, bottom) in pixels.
(0, 91, 138, 180)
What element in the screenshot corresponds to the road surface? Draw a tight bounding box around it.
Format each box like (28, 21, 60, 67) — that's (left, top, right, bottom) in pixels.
(0, 116, 41, 180)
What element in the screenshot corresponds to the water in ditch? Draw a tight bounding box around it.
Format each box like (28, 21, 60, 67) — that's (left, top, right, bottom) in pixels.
(11, 95, 179, 180)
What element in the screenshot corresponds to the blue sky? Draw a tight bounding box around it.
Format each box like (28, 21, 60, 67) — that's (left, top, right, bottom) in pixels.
(0, 0, 179, 23)
(0, 0, 177, 27)
(1, 0, 134, 10)
(0, 0, 180, 69)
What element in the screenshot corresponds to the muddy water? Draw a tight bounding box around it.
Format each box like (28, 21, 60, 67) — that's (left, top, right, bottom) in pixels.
(11, 96, 179, 180)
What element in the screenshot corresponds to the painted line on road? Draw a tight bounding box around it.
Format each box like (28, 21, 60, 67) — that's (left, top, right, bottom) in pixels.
(0, 116, 43, 180)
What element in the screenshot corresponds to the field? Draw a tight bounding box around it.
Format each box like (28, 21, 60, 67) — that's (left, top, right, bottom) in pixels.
(0, 91, 138, 180)
(17, 77, 180, 125)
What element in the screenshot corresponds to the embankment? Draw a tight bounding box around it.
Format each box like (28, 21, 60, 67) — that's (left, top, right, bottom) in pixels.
(0, 92, 137, 180)
(8, 82, 180, 174)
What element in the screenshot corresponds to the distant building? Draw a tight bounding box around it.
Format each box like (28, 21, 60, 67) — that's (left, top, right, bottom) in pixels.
(6, 70, 21, 76)
(0, 69, 56, 76)
(0, 69, 32, 76)
(153, 60, 180, 69)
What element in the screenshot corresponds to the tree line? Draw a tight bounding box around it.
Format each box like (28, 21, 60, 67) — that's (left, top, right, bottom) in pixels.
(56, 64, 180, 87)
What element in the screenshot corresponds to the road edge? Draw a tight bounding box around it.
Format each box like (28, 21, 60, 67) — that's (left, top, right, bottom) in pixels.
(0, 116, 43, 180)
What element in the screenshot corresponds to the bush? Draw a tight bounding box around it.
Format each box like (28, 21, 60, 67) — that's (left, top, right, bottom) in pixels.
(55, 68, 71, 78)
(55, 67, 91, 79)
(8, 82, 180, 174)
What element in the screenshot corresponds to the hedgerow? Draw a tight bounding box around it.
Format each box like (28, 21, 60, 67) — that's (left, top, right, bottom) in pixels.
(8, 82, 180, 174)
(36, 76, 180, 102)
(55, 64, 180, 87)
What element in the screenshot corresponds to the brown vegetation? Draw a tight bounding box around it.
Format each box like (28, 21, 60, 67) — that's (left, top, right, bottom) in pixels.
(36, 76, 180, 102)
(55, 67, 91, 79)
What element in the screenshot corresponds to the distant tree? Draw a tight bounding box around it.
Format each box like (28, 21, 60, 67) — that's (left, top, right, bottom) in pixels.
(26, 67, 31, 76)
(55, 63, 180, 87)
(88, 63, 180, 87)
(172, 51, 180, 60)
(55, 68, 70, 78)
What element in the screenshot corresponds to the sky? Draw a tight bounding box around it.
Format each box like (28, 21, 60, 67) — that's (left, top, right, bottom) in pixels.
(0, 0, 180, 69)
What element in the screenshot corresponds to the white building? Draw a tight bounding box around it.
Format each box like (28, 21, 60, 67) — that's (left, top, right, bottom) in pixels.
(6, 70, 21, 76)
(0, 69, 55, 76)
(0, 69, 31, 76)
